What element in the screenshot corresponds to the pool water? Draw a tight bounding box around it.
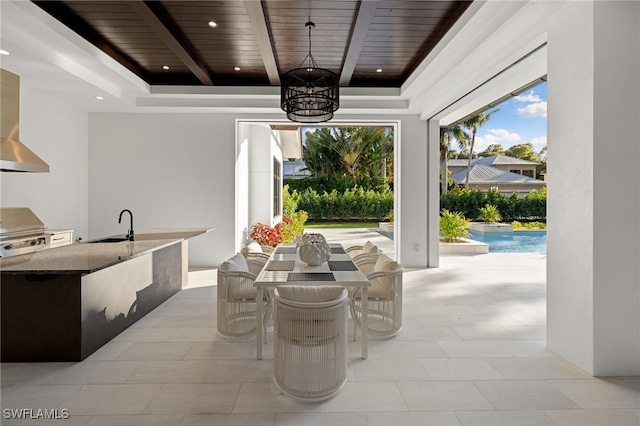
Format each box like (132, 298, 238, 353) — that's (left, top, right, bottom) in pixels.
(377, 230, 393, 240)
(376, 229, 547, 253)
(469, 231, 546, 253)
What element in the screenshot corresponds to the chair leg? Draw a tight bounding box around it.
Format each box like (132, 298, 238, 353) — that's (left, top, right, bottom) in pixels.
(353, 312, 357, 341)
(263, 300, 268, 343)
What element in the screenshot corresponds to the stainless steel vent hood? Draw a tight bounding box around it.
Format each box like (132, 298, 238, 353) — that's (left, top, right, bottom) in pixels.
(1, 69, 50, 172)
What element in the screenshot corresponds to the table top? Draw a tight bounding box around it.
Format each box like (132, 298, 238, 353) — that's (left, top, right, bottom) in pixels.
(255, 244, 370, 287)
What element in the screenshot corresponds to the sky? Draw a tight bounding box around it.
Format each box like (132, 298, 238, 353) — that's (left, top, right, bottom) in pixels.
(299, 81, 547, 155)
(472, 81, 547, 154)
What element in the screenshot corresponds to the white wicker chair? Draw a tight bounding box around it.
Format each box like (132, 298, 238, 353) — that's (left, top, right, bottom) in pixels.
(273, 286, 348, 401)
(350, 254, 403, 337)
(345, 240, 381, 260)
(241, 241, 274, 262)
(217, 253, 271, 339)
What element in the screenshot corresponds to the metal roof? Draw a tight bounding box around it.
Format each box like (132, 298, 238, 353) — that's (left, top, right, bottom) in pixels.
(472, 154, 539, 166)
(450, 164, 545, 184)
(447, 159, 470, 167)
(447, 154, 539, 167)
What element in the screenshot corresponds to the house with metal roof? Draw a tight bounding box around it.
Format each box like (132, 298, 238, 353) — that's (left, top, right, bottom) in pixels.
(448, 155, 544, 193)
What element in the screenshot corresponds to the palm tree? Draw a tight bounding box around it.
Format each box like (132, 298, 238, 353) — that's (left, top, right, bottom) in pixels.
(440, 125, 467, 193)
(302, 128, 342, 178)
(324, 127, 379, 184)
(462, 109, 500, 189)
(354, 127, 393, 180)
(303, 127, 393, 182)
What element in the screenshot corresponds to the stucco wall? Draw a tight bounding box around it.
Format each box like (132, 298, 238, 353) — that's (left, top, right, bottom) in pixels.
(591, 0, 640, 375)
(88, 115, 428, 268)
(88, 113, 235, 268)
(547, 0, 640, 375)
(547, 0, 596, 375)
(1, 81, 89, 241)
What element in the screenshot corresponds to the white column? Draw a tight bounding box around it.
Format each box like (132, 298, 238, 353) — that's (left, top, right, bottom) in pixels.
(591, 0, 640, 376)
(427, 119, 441, 267)
(398, 116, 428, 267)
(547, 0, 640, 376)
(247, 124, 276, 226)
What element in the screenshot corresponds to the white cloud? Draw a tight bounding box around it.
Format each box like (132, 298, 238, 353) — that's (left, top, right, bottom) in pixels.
(474, 128, 521, 151)
(514, 90, 541, 103)
(517, 101, 547, 118)
(474, 135, 496, 151)
(487, 128, 521, 141)
(529, 136, 547, 151)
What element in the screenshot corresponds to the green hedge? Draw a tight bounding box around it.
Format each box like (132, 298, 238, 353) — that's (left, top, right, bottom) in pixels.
(288, 185, 545, 222)
(296, 187, 394, 221)
(440, 187, 546, 221)
(284, 176, 391, 194)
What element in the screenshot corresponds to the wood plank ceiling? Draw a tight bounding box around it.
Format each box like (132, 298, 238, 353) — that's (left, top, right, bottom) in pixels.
(33, 0, 473, 88)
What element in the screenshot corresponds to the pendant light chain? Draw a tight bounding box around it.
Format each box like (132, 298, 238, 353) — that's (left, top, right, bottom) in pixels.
(300, 21, 317, 70)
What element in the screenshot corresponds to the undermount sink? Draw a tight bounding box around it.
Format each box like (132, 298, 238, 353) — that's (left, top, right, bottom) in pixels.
(89, 237, 129, 243)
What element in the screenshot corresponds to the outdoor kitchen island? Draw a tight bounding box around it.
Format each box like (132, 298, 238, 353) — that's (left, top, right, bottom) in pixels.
(1, 228, 212, 362)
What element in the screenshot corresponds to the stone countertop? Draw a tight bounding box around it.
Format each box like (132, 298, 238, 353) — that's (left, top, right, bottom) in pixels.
(1, 227, 213, 275)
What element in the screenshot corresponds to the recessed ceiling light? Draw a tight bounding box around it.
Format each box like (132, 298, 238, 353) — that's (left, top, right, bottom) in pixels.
(95, 96, 104, 100)
(162, 65, 170, 70)
(0, 50, 9, 56)
(376, 68, 383, 73)
(234, 66, 241, 71)
(208, 21, 218, 28)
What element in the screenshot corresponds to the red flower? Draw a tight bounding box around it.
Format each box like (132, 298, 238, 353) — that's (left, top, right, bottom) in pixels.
(249, 222, 282, 247)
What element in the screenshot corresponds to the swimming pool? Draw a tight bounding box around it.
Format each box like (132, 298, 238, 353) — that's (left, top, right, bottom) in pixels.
(376, 229, 547, 253)
(469, 230, 546, 253)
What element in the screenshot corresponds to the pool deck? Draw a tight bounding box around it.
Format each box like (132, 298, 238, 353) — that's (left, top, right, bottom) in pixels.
(4, 229, 639, 424)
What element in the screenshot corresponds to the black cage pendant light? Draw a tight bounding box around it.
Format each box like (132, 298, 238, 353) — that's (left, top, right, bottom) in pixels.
(280, 21, 339, 123)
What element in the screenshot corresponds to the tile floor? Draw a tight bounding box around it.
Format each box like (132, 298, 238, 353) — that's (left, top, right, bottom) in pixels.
(2, 230, 639, 425)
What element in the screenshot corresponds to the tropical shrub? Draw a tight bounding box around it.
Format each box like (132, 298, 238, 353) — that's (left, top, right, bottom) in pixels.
(278, 185, 309, 242)
(439, 209, 470, 242)
(478, 204, 501, 223)
(282, 184, 299, 216)
(440, 187, 546, 221)
(296, 187, 394, 221)
(512, 221, 546, 230)
(274, 216, 294, 244)
(284, 176, 391, 194)
(279, 210, 308, 242)
(249, 222, 281, 247)
(249, 211, 309, 246)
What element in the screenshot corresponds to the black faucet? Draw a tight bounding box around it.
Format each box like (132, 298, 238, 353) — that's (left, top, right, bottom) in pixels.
(118, 209, 134, 241)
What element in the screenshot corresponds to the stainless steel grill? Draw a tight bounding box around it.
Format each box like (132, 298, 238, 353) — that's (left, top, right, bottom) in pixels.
(0, 208, 50, 258)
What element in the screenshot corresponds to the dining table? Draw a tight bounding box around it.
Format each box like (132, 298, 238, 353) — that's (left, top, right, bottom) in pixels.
(254, 243, 371, 360)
